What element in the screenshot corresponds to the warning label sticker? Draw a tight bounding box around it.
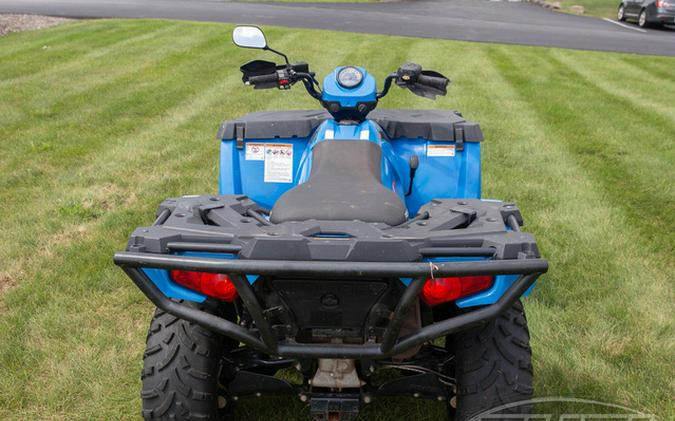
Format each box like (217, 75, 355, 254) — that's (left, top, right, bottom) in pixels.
(263, 144, 293, 183)
(245, 143, 265, 161)
(427, 144, 456, 157)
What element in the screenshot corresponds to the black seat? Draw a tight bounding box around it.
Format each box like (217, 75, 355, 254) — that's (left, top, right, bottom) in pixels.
(270, 140, 407, 226)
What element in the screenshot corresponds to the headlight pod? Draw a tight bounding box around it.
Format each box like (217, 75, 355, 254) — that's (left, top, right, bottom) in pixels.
(336, 66, 364, 89)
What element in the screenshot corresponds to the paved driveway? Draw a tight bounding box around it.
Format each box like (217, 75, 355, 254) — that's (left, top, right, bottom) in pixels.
(0, 0, 673, 55)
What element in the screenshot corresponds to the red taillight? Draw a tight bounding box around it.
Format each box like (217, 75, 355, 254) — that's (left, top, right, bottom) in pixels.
(170, 270, 238, 302)
(656, 0, 664, 7)
(421, 276, 494, 306)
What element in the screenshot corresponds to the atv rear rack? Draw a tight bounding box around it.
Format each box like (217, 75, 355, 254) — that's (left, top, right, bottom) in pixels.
(114, 194, 547, 359)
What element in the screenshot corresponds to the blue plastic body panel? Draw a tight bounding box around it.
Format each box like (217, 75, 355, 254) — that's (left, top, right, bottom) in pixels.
(218, 119, 481, 215)
(321, 67, 377, 108)
(390, 140, 481, 216)
(219, 137, 309, 210)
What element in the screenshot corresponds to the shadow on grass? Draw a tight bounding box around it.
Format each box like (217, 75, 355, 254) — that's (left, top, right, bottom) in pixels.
(236, 396, 447, 421)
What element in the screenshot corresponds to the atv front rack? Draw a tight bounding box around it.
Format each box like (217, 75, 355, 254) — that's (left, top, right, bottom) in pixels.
(114, 195, 548, 359)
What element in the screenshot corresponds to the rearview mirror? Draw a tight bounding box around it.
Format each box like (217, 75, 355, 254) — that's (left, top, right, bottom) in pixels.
(232, 26, 267, 49)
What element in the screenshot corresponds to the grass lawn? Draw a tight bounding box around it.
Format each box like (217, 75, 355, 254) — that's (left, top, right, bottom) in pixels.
(556, 0, 619, 18)
(0, 19, 673, 420)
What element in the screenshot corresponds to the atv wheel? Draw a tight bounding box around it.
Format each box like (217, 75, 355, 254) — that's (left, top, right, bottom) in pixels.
(141, 302, 237, 420)
(446, 300, 533, 420)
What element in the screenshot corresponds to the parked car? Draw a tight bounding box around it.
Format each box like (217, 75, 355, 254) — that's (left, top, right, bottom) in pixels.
(618, 0, 675, 27)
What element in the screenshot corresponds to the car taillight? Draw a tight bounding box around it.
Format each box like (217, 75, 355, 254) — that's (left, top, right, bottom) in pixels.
(421, 276, 494, 306)
(170, 270, 238, 302)
(656, 0, 664, 7)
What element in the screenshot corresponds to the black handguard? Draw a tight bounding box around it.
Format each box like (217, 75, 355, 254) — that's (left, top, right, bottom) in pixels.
(395, 63, 449, 99)
(240, 60, 277, 82)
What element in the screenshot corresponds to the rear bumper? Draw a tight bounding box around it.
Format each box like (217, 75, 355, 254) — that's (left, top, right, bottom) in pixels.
(656, 13, 675, 24)
(114, 251, 547, 359)
(655, 11, 675, 23)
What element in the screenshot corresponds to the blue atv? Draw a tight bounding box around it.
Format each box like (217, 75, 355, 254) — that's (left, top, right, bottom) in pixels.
(114, 26, 548, 421)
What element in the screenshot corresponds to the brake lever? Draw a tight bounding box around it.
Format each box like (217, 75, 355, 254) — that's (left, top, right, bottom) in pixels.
(377, 73, 398, 99)
(292, 72, 322, 99)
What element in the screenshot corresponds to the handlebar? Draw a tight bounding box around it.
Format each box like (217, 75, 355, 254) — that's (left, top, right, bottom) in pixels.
(417, 74, 449, 91)
(247, 73, 278, 86)
(244, 68, 321, 99)
(242, 61, 447, 102)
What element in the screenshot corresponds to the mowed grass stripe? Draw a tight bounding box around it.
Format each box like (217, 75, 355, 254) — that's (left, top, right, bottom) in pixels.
(0, 71, 251, 419)
(8, 82, 238, 397)
(604, 55, 675, 97)
(483, 47, 673, 292)
(549, 52, 675, 249)
(0, 20, 110, 58)
(0, 30, 239, 195)
(0, 25, 232, 287)
(0, 27, 234, 170)
(552, 51, 675, 129)
(0, 25, 224, 159)
(471, 46, 673, 413)
(618, 54, 675, 82)
(0, 20, 673, 420)
(0, 20, 169, 75)
(0, 39, 257, 289)
(0, 24, 185, 90)
(488, 48, 674, 255)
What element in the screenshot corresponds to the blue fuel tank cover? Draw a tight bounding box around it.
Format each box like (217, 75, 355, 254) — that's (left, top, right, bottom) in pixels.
(322, 66, 377, 108)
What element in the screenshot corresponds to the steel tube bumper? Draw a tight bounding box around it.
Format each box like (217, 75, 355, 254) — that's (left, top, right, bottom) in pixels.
(114, 251, 547, 278)
(114, 251, 547, 359)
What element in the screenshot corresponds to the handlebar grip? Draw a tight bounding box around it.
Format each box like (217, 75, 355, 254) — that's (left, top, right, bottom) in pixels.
(417, 74, 449, 91)
(248, 73, 278, 85)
